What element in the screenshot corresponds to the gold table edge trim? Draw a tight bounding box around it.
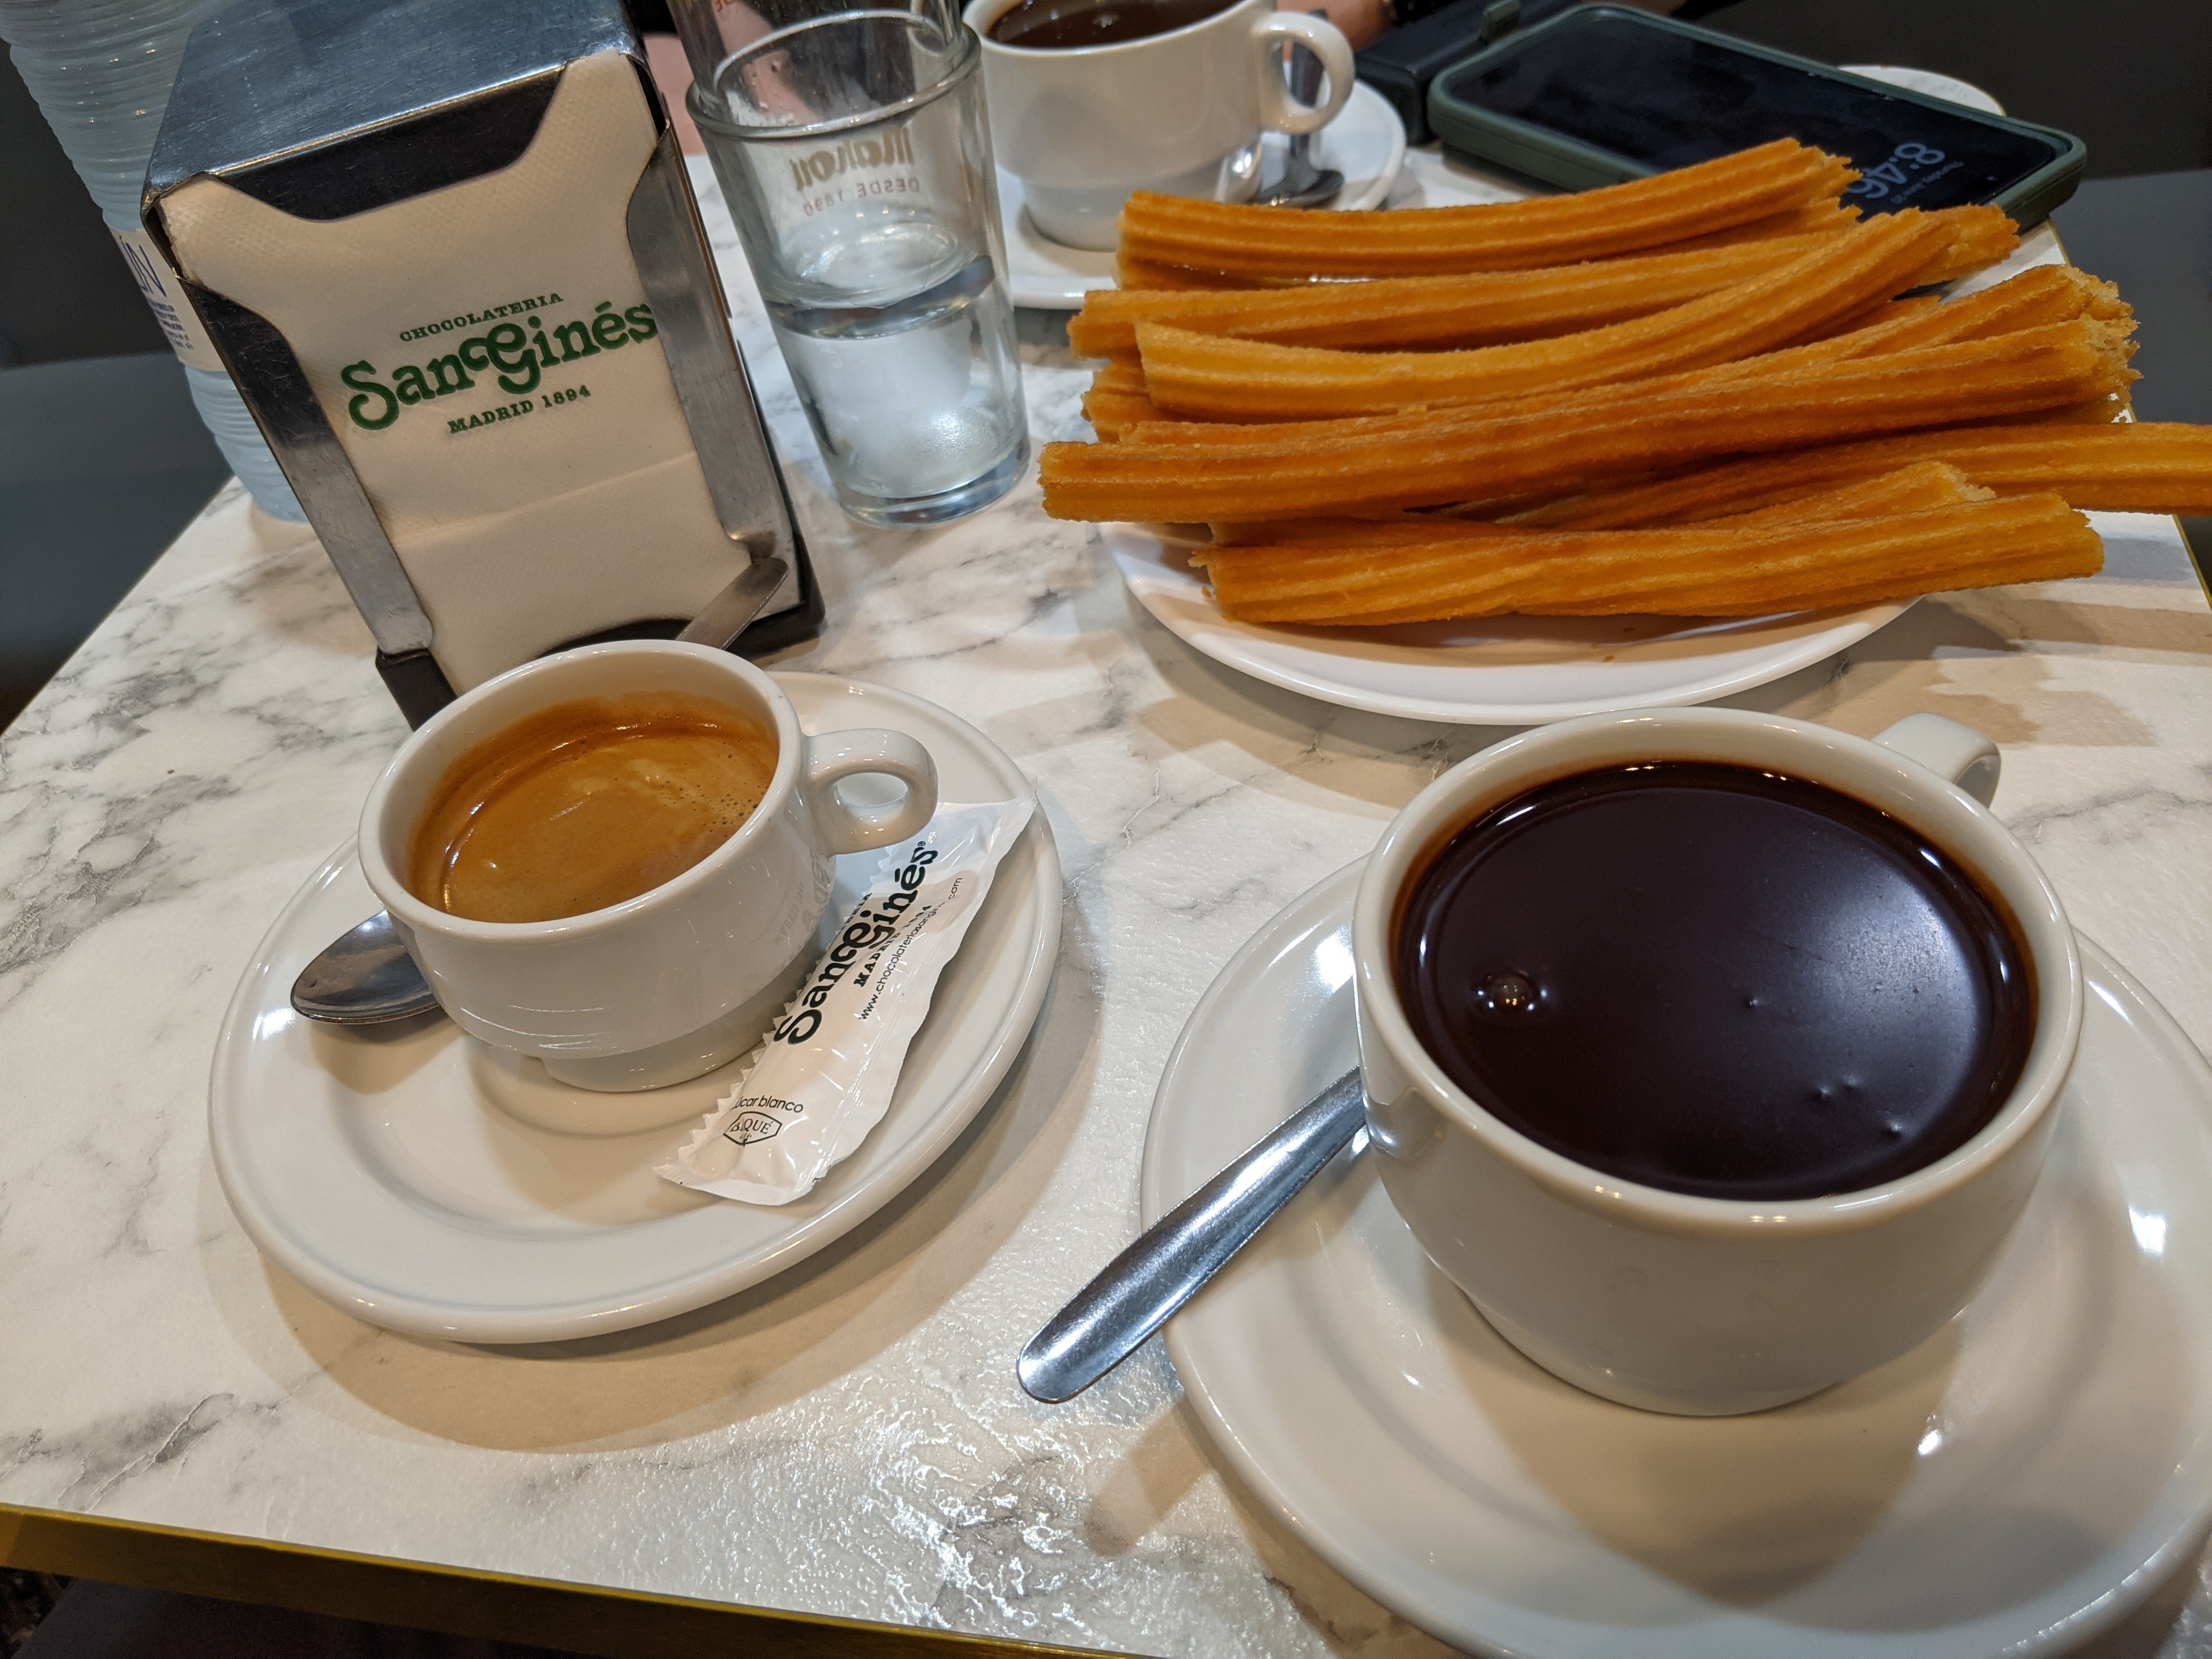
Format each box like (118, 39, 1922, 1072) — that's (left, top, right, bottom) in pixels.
(0, 1502, 1144, 1658)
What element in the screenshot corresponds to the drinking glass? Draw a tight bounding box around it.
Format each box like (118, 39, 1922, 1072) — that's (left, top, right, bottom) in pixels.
(689, 9, 1029, 527)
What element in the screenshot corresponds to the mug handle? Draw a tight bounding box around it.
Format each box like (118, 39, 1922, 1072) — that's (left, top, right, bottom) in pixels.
(800, 729, 940, 854)
(1872, 713, 2001, 806)
(1251, 11, 1355, 137)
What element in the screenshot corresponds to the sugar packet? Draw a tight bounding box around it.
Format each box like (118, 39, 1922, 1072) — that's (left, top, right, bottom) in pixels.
(658, 797, 1035, 1206)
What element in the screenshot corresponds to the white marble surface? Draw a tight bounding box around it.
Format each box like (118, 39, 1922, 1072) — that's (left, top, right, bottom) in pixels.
(3, 149, 2212, 1658)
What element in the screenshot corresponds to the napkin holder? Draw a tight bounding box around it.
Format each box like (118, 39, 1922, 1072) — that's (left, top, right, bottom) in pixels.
(143, 0, 822, 728)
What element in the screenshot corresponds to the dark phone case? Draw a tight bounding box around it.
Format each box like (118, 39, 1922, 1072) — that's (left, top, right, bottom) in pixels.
(1355, 0, 1508, 146)
(1425, 5, 2086, 229)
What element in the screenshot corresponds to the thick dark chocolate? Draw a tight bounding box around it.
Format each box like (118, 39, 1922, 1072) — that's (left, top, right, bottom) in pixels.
(988, 0, 1238, 49)
(1394, 761, 2032, 1200)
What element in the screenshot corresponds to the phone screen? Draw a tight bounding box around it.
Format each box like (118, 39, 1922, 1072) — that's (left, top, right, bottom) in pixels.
(1436, 12, 2064, 213)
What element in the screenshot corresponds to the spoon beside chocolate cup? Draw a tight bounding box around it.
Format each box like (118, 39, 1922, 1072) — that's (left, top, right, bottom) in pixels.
(1018, 1069, 1365, 1402)
(289, 557, 788, 1028)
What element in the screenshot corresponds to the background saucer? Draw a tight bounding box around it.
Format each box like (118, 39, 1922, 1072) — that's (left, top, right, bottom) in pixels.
(1000, 81, 1407, 308)
(208, 674, 1062, 1344)
(1143, 861, 2212, 1658)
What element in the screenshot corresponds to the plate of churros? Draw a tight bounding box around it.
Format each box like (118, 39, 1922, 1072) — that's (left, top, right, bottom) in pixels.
(1051, 138, 2212, 724)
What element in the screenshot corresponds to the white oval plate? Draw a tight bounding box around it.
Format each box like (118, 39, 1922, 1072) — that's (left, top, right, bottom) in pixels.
(1842, 64, 2006, 116)
(1001, 81, 1408, 309)
(210, 673, 1062, 1344)
(1143, 861, 2212, 1658)
(1110, 523, 1910, 725)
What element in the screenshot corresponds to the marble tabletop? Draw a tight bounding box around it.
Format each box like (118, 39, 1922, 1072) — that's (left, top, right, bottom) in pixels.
(4, 146, 2212, 1658)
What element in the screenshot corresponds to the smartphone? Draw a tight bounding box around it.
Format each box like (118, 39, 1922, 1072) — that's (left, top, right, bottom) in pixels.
(1425, 5, 2085, 227)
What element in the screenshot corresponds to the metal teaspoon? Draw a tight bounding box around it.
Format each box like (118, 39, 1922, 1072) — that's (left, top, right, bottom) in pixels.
(1249, 21, 1343, 210)
(1017, 1070, 1366, 1402)
(287, 556, 789, 1026)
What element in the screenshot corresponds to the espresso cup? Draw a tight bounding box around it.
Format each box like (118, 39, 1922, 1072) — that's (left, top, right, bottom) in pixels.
(964, 0, 1356, 250)
(359, 641, 938, 1096)
(1353, 708, 2083, 1417)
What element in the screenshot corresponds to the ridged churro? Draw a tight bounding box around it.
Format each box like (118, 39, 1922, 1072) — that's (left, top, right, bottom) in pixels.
(1708, 461, 1990, 524)
(1190, 494, 2100, 623)
(1070, 234, 1848, 357)
(1510, 421, 2212, 527)
(1040, 321, 2136, 522)
(1650, 200, 1863, 250)
(1132, 211, 1955, 421)
(1118, 139, 1856, 278)
(1082, 388, 1170, 441)
(1204, 463, 1987, 550)
(1657, 201, 2012, 276)
(1104, 268, 2129, 451)
(1825, 266, 2126, 357)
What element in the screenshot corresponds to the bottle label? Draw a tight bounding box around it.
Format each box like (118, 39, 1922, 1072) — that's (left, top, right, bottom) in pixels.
(109, 225, 225, 373)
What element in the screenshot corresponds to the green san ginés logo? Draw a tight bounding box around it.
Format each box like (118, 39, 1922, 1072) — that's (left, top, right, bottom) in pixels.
(337, 295, 657, 432)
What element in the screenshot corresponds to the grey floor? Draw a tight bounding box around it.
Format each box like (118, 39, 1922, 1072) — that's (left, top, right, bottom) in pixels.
(0, 354, 232, 723)
(16, 1583, 579, 1658)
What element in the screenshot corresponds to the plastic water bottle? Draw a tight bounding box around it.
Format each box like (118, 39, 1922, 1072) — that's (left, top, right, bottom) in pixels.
(2, 0, 306, 519)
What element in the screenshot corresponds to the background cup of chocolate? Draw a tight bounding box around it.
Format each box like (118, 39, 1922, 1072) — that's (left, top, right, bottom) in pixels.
(963, 0, 1355, 250)
(359, 641, 938, 1099)
(1351, 707, 2084, 1416)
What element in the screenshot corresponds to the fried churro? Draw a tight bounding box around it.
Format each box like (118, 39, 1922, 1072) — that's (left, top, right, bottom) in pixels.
(1088, 356, 1147, 396)
(1082, 387, 1170, 441)
(1070, 234, 1849, 357)
(1107, 267, 2131, 453)
(1696, 461, 1989, 524)
(1829, 266, 2127, 357)
(1040, 320, 2136, 522)
(1510, 421, 2212, 527)
(1190, 495, 2100, 623)
(1105, 189, 1953, 293)
(1205, 463, 1985, 550)
(1647, 200, 1863, 250)
(1651, 201, 2012, 281)
(1117, 139, 1856, 278)
(1133, 211, 1955, 421)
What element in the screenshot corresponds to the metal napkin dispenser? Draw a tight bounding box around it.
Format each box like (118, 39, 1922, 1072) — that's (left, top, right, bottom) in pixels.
(144, 0, 821, 726)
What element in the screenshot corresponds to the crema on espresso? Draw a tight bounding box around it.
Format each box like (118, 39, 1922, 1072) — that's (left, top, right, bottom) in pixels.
(408, 691, 778, 923)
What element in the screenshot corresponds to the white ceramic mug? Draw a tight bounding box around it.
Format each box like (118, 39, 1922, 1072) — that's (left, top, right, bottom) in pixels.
(963, 0, 1356, 250)
(359, 641, 938, 1095)
(1352, 708, 2083, 1417)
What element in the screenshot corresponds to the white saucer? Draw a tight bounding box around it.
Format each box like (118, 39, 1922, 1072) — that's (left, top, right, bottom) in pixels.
(1842, 64, 2006, 117)
(1000, 81, 1408, 309)
(1143, 861, 2212, 1657)
(210, 673, 1062, 1344)
(1109, 524, 1909, 725)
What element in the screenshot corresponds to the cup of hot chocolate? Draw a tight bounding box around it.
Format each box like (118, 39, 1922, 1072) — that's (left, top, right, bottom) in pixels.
(1352, 707, 2083, 1416)
(962, 0, 1356, 250)
(359, 641, 937, 1095)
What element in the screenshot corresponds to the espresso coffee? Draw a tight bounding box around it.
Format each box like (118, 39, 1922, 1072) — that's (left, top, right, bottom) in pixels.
(987, 0, 1238, 49)
(408, 692, 778, 924)
(1394, 762, 2033, 1201)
